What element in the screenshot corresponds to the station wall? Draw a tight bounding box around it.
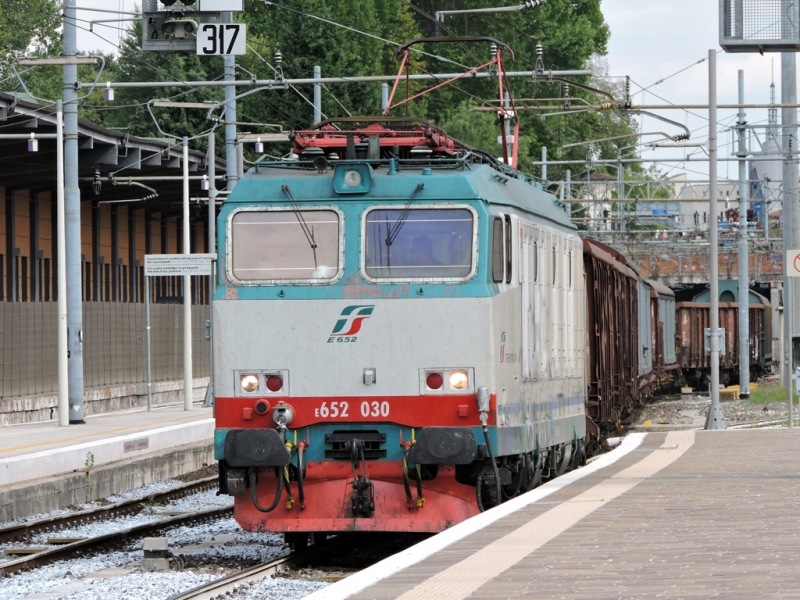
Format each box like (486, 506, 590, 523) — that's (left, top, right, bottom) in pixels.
(0, 186, 213, 407)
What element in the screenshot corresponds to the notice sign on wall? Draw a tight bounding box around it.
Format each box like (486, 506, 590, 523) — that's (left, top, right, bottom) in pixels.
(788, 250, 800, 277)
(145, 254, 215, 276)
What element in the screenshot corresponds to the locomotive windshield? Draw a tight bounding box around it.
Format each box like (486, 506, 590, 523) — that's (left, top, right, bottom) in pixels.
(363, 208, 474, 280)
(229, 209, 340, 282)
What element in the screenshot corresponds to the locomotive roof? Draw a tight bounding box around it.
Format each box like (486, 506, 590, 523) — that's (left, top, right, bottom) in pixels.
(231, 161, 574, 230)
(226, 118, 574, 231)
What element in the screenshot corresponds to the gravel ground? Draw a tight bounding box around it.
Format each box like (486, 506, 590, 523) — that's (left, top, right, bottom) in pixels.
(0, 512, 295, 600)
(0, 490, 234, 553)
(0, 479, 192, 530)
(637, 394, 792, 427)
(230, 577, 328, 599)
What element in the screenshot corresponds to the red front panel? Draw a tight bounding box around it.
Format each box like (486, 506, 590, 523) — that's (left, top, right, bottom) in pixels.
(235, 462, 479, 533)
(216, 394, 496, 429)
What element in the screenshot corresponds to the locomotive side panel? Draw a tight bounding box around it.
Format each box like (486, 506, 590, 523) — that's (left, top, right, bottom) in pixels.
(500, 216, 585, 456)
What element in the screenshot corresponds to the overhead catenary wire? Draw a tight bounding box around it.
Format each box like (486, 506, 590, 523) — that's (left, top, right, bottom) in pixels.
(262, 0, 472, 71)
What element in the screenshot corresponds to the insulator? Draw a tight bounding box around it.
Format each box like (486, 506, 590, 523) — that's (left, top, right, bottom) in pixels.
(490, 43, 497, 62)
(274, 46, 282, 67)
(535, 41, 545, 76)
(625, 76, 631, 109)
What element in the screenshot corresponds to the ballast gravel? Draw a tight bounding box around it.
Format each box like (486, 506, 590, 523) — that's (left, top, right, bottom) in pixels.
(0, 513, 318, 600)
(227, 576, 328, 599)
(0, 490, 234, 552)
(0, 478, 188, 530)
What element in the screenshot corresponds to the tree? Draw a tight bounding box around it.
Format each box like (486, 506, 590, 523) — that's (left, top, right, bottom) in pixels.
(78, 0, 634, 175)
(99, 20, 223, 145)
(0, 0, 63, 99)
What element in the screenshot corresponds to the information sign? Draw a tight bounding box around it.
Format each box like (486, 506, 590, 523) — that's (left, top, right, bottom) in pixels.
(196, 23, 246, 55)
(144, 254, 215, 276)
(651, 209, 668, 217)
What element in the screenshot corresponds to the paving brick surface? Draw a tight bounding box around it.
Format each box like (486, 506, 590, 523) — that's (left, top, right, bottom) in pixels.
(353, 430, 800, 599)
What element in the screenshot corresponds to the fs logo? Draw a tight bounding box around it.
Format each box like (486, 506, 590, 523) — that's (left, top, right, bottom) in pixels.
(328, 305, 374, 343)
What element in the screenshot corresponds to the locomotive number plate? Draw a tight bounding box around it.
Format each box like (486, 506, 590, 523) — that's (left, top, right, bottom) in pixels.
(313, 400, 391, 419)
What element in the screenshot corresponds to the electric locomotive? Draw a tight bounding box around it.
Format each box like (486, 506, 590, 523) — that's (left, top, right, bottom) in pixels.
(212, 118, 588, 543)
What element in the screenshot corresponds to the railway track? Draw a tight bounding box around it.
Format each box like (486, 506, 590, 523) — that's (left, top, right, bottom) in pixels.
(167, 549, 315, 600)
(168, 532, 422, 600)
(0, 476, 231, 576)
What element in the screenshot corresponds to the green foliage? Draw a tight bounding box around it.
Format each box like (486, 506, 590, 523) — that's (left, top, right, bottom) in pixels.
(0, 0, 62, 98)
(746, 382, 797, 405)
(238, 0, 426, 129)
(99, 20, 224, 145)
(11, 0, 638, 176)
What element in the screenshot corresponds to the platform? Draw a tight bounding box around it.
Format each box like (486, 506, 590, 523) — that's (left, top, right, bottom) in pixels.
(310, 429, 800, 600)
(0, 406, 214, 521)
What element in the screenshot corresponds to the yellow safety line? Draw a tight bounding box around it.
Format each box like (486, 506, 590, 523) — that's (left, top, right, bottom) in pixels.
(0, 413, 210, 455)
(395, 430, 695, 600)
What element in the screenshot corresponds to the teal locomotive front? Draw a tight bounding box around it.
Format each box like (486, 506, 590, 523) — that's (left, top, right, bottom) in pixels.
(212, 121, 586, 541)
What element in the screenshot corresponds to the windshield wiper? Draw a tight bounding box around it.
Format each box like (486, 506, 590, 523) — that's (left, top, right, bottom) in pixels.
(385, 183, 425, 248)
(281, 184, 318, 268)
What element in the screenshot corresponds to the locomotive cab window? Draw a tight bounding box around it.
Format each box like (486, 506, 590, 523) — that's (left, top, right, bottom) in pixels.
(491, 218, 504, 283)
(363, 207, 475, 281)
(228, 208, 342, 283)
(504, 216, 512, 283)
(491, 216, 513, 284)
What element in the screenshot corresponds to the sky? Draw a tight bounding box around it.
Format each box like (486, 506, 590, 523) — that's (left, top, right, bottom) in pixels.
(72, 0, 789, 182)
(602, 0, 784, 182)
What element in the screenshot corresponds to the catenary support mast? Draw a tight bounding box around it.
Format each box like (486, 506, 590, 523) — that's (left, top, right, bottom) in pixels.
(737, 70, 750, 397)
(706, 49, 726, 430)
(63, 0, 84, 423)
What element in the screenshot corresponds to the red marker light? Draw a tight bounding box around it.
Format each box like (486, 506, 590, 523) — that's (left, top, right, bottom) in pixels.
(426, 372, 443, 390)
(266, 375, 283, 392)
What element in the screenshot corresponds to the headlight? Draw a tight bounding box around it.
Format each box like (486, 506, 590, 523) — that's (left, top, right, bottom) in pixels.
(449, 371, 468, 390)
(240, 374, 259, 393)
(344, 170, 362, 187)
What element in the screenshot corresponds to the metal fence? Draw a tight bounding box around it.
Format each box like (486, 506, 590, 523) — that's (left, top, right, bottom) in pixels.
(0, 300, 210, 399)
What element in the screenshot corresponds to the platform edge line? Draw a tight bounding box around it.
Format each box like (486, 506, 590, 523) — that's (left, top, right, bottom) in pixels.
(303, 432, 647, 600)
(0, 418, 215, 465)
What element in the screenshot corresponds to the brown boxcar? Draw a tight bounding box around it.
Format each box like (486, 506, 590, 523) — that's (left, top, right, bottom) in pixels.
(675, 284, 770, 387)
(645, 278, 679, 387)
(583, 239, 641, 438)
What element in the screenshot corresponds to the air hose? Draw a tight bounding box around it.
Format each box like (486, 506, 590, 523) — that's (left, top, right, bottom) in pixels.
(414, 464, 425, 507)
(249, 468, 283, 513)
(475, 468, 486, 512)
(283, 466, 294, 510)
(402, 436, 424, 509)
(402, 451, 414, 508)
(297, 444, 306, 509)
(482, 423, 502, 511)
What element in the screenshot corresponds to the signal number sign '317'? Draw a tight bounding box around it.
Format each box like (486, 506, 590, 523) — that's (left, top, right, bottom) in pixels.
(197, 23, 246, 56)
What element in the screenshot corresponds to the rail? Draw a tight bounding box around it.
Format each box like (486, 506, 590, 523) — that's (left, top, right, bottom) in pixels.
(167, 549, 316, 600)
(0, 476, 230, 576)
(0, 475, 219, 545)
